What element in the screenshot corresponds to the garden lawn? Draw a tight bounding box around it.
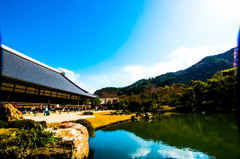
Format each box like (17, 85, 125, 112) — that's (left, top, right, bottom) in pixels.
(85, 111, 132, 129)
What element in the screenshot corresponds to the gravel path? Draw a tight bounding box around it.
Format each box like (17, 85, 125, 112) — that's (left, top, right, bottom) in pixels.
(23, 112, 95, 123)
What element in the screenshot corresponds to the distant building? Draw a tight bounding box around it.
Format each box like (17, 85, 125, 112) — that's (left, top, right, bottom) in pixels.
(0, 45, 96, 105)
(100, 98, 118, 105)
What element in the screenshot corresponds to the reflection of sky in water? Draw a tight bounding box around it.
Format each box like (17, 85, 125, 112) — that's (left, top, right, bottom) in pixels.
(89, 130, 213, 159)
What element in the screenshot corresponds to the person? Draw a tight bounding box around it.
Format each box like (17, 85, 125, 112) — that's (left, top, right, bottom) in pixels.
(22, 106, 25, 114)
(59, 107, 62, 115)
(39, 104, 43, 113)
(67, 107, 70, 114)
(47, 104, 50, 116)
(31, 105, 36, 116)
(14, 103, 19, 109)
(44, 105, 48, 116)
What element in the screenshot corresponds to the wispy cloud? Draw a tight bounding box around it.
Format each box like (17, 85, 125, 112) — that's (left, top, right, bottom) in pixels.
(57, 67, 96, 93)
(57, 46, 233, 93)
(121, 46, 224, 80)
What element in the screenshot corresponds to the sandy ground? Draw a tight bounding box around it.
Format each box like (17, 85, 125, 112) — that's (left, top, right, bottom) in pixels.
(23, 112, 96, 123)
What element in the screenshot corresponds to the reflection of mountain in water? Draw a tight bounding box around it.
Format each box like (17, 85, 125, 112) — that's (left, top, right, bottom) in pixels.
(102, 114, 240, 159)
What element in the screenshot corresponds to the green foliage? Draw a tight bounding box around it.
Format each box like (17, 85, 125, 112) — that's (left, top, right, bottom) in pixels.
(95, 97, 102, 106)
(74, 119, 95, 137)
(113, 98, 128, 110)
(94, 87, 120, 97)
(91, 97, 102, 107)
(0, 120, 8, 128)
(180, 68, 236, 113)
(181, 80, 207, 111)
(105, 67, 237, 113)
(205, 68, 236, 112)
(8, 119, 35, 129)
(0, 128, 60, 158)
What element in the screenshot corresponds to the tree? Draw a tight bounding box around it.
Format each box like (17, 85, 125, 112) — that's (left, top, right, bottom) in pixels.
(180, 80, 207, 112)
(205, 68, 236, 112)
(94, 97, 102, 107)
(128, 92, 141, 112)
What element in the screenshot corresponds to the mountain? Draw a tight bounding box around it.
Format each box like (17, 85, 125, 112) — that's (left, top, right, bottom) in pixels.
(95, 48, 235, 97)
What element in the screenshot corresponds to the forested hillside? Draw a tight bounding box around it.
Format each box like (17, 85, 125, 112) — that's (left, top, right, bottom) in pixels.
(95, 48, 234, 97)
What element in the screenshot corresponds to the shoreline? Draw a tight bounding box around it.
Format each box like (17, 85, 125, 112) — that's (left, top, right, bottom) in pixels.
(84, 111, 133, 130)
(94, 119, 131, 131)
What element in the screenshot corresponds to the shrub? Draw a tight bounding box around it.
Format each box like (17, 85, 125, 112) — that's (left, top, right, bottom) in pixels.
(8, 119, 35, 128)
(125, 112, 133, 115)
(0, 120, 8, 128)
(112, 112, 118, 115)
(74, 119, 95, 137)
(0, 128, 61, 158)
(82, 111, 93, 115)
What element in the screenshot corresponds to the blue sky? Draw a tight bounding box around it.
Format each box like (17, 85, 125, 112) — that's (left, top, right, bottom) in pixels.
(0, 0, 239, 93)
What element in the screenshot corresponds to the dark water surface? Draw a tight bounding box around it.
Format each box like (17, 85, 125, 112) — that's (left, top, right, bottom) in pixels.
(89, 114, 240, 159)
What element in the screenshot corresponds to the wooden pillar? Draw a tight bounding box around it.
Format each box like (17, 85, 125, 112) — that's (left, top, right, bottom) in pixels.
(12, 82, 16, 93)
(25, 86, 27, 94)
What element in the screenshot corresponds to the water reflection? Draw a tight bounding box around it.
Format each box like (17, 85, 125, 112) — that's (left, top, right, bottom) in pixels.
(89, 114, 240, 159)
(89, 130, 211, 159)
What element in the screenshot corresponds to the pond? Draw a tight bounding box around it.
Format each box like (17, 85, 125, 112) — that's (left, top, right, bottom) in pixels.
(89, 114, 240, 159)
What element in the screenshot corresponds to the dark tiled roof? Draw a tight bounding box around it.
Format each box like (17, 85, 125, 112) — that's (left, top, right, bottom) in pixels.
(1, 45, 95, 98)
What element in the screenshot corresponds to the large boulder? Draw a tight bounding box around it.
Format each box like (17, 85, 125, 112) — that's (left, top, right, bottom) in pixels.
(47, 122, 89, 159)
(0, 103, 23, 122)
(26, 146, 72, 159)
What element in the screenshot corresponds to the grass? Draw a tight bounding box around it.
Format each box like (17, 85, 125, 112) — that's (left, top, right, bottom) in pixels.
(0, 128, 18, 135)
(47, 122, 62, 128)
(159, 105, 178, 111)
(85, 111, 132, 129)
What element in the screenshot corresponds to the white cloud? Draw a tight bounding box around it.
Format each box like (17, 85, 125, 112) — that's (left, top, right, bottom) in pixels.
(122, 46, 222, 79)
(57, 67, 96, 94)
(158, 147, 211, 159)
(127, 132, 153, 158)
(58, 67, 80, 84)
(57, 46, 233, 93)
(130, 147, 151, 158)
(124, 65, 145, 74)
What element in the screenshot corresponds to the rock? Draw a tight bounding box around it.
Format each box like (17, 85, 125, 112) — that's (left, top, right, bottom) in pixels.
(145, 112, 152, 120)
(26, 146, 72, 159)
(131, 115, 135, 121)
(47, 122, 89, 159)
(0, 103, 23, 122)
(131, 115, 142, 122)
(29, 121, 47, 129)
(59, 122, 73, 128)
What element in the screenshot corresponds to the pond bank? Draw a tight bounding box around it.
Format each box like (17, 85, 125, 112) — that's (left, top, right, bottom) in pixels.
(84, 111, 133, 130)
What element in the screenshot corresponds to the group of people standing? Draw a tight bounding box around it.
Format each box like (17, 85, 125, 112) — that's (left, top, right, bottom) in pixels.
(14, 103, 94, 116)
(30, 104, 50, 116)
(39, 104, 50, 116)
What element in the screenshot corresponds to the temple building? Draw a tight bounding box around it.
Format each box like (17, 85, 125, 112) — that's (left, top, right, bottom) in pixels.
(0, 45, 96, 105)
